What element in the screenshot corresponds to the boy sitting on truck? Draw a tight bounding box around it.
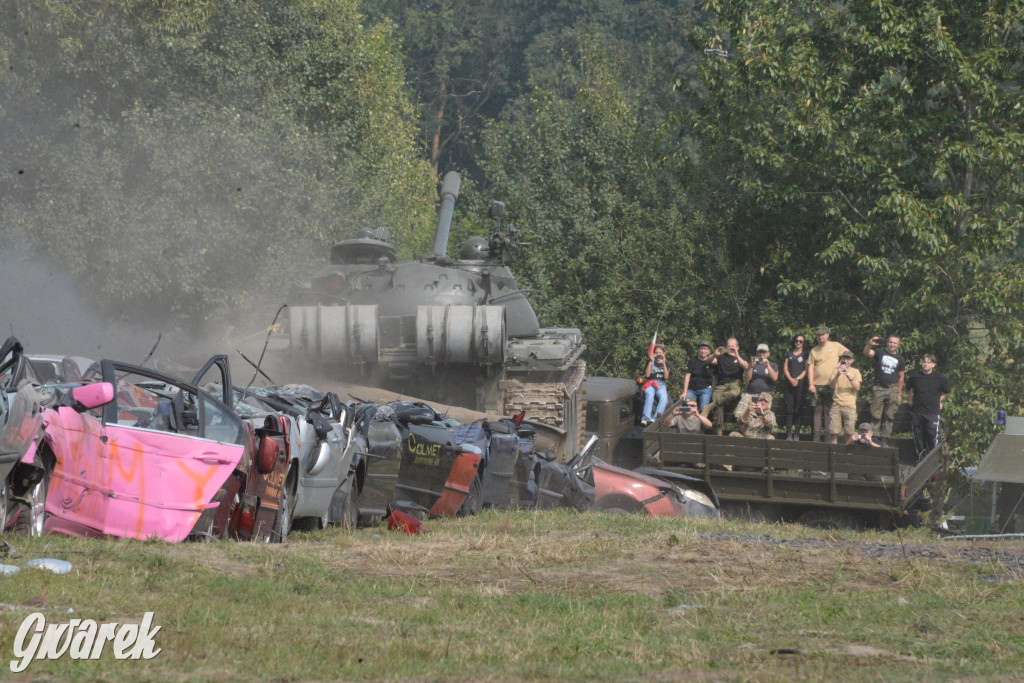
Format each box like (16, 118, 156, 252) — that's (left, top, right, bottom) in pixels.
(663, 399, 713, 434)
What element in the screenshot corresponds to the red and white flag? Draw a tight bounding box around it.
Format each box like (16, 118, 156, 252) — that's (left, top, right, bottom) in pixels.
(648, 331, 658, 357)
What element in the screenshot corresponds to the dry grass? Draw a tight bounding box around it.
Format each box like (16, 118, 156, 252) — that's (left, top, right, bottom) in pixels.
(0, 510, 1022, 681)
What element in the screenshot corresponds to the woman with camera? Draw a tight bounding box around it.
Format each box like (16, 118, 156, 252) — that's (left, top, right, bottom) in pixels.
(782, 334, 809, 441)
(640, 343, 671, 425)
(733, 343, 778, 421)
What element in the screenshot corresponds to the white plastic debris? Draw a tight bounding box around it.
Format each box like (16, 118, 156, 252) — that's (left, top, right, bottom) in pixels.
(25, 559, 72, 575)
(0, 564, 20, 577)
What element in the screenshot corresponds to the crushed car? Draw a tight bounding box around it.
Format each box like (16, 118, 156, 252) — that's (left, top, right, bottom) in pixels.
(458, 416, 720, 518)
(0, 338, 48, 532)
(346, 401, 483, 524)
(228, 382, 358, 538)
(341, 402, 719, 524)
(2, 345, 354, 542)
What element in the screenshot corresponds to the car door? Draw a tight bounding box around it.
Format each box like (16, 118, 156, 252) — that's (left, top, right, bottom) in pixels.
(0, 341, 45, 482)
(49, 360, 246, 541)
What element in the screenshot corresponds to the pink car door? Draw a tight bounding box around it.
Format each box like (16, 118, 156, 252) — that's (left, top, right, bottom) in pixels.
(47, 361, 245, 541)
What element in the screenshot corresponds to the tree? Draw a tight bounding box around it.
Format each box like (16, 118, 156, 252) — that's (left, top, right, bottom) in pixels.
(0, 0, 435, 330)
(687, 0, 1024, 462)
(363, 0, 700, 177)
(478, 35, 718, 383)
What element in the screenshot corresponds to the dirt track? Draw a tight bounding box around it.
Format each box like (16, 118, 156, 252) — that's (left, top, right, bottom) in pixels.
(697, 531, 1024, 576)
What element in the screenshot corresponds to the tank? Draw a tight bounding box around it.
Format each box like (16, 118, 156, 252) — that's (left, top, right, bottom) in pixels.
(286, 172, 586, 455)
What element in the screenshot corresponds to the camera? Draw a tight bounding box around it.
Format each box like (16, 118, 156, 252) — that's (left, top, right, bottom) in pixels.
(681, 406, 691, 414)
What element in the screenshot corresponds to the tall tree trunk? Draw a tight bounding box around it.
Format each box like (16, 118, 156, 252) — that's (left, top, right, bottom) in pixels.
(430, 82, 446, 175)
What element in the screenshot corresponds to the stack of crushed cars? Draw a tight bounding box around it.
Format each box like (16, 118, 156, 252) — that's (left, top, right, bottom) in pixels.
(1, 337, 718, 544)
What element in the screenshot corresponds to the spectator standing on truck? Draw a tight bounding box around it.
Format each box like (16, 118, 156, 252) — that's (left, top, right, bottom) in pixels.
(734, 343, 778, 420)
(906, 354, 950, 458)
(828, 350, 861, 444)
(807, 326, 850, 442)
(663, 399, 713, 434)
(640, 344, 670, 425)
(731, 392, 776, 439)
(681, 341, 715, 412)
(703, 338, 749, 435)
(782, 334, 809, 441)
(862, 334, 905, 447)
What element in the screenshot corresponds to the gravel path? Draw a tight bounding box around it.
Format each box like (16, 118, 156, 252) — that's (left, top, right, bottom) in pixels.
(698, 531, 1024, 577)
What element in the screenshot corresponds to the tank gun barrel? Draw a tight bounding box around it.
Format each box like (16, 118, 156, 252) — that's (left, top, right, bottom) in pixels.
(431, 171, 462, 258)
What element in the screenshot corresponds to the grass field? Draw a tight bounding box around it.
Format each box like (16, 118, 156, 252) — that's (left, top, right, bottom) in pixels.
(1, 511, 1022, 681)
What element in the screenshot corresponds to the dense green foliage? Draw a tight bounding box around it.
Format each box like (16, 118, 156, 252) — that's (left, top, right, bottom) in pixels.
(0, 0, 1020, 462)
(476, 34, 717, 379)
(685, 0, 1024, 461)
(361, 0, 700, 175)
(0, 0, 435, 326)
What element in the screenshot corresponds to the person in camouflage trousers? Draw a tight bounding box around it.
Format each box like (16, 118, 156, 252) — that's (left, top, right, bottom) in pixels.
(862, 334, 906, 446)
(731, 392, 777, 439)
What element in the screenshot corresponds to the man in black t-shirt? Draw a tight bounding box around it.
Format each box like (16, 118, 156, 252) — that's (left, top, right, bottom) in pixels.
(703, 337, 749, 434)
(906, 353, 951, 459)
(862, 334, 906, 445)
(681, 341, 715, 412)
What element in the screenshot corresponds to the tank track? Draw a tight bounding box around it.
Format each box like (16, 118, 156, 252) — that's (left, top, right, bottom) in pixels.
(502, 361, 586, 458)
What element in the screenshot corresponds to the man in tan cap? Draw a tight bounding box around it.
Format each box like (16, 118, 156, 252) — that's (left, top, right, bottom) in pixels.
(807, 326, 850, 442)
(731, 392, 777, 439)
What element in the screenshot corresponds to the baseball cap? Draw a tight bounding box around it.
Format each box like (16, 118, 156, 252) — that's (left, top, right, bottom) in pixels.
(697, 340, 711, 348)
(814, 325, 830, 335)
(757, 392, 773, 402)
(840, 350, 855, 359)
(858, 423, 873, 432)
(756, 343, 769, 352)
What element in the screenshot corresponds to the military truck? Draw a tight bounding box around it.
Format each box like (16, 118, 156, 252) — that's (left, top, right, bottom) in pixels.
(581, 377, 644, 469)
(582, 378, 944, 528)
(286, 172, 586, 457)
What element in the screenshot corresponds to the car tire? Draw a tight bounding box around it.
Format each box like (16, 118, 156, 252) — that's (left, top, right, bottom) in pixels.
(13, 468, 49, 538)
(457, 475, 483, 517)
(339, 480, 359, 530)
(0, 478, 10, 531)
(272, 468, 295, 542)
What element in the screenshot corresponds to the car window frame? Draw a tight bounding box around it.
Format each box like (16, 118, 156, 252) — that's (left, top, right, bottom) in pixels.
(99, 359, 244, 444)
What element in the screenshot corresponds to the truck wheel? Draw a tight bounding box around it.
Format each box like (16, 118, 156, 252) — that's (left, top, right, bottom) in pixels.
(0, 478, 10, 531)
(797, 508, 862, 531)
(458, 476, 483, 517)
(722, 502, 781, 524)
(339, 480, 359, 530)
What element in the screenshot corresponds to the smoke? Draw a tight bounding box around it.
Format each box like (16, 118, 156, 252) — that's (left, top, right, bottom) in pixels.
(0, 246, 272, 368)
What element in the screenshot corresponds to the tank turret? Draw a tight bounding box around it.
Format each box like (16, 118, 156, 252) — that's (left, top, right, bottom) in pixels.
(286, 172, 586, 450)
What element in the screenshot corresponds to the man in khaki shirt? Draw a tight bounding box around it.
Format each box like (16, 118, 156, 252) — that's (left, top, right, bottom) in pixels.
(807, 326, 850, 442)
(828, 350, 862, 443)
